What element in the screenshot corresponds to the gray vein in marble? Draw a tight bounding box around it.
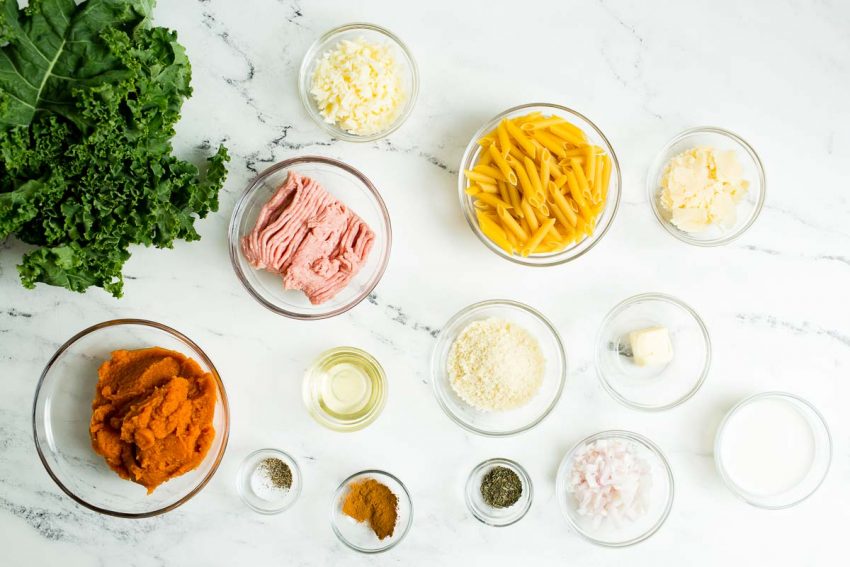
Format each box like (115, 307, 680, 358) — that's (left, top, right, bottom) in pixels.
(199, 10, 268, 125)
(4, 308, 32, 318)
(367, 293, 441, 338)
(275, 0, 305, 27)
(764, 204, 850, 240)
(740, 245, 850, 268)
(234, 128, 337, 174)
(373, 140, 456, 175)
(0, 497, 68, 541)
(741, 244, 780, 256)
(736, 313, 850, 348)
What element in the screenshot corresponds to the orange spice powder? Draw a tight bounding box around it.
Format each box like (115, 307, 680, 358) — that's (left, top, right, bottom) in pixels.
(341, 478, 399, 539)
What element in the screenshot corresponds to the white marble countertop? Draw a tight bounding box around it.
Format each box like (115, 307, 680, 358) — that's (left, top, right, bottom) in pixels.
(2, 0, 849, 565)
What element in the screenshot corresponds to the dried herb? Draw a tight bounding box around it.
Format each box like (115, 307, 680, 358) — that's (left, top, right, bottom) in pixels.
(259, 457, 292, 490)
(480, 466, 522, 508)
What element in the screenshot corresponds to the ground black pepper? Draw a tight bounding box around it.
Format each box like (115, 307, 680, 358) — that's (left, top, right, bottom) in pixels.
(259, 457, 292, 490)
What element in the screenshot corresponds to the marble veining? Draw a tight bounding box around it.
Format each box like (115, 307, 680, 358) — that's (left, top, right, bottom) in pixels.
(2, 0, 849, 565)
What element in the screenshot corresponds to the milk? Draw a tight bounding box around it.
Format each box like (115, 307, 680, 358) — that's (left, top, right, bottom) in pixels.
(720, 398, 815, 496)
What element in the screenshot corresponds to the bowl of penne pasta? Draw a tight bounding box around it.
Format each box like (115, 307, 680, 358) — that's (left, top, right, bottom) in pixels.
(458, 103, 621, 265)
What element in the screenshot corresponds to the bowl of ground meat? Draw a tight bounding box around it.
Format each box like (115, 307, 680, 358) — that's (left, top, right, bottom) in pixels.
(229, 156, 392, 320)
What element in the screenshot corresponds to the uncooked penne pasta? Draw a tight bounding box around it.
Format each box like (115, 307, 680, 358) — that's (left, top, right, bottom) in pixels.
(498, 180, 511, 205)
(464, 169, 496, 185)
(522, 218, 556, 256)
(497, 120, 512, 155)
(474, 164, 505, 180)
(523, 156, 544, 200)
(497, 205, 529, 241)
(505, 119, 536, 157)
(520, 116, 565, 130)
(488, 144, 518, 186)
(548, 181, 578, 227)
(511, 157, 535, 198)
(476, 192, 512, 210)
(465, 111, 611, 257)
(478, 212, 514, 254)
(520, 199, 539, 232)
(550, 124, 585, 147)
(530, 129, 567, 158)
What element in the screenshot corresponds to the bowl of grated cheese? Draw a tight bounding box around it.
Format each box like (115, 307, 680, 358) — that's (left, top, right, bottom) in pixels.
(647, 126, 765, 246)
(299, 23, 419, 142)
(430, 299, 567, 436)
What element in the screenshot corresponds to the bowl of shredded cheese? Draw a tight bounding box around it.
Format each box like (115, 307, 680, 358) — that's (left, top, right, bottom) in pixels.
(299, 23, 419, 141)
(430, 299, 567, 436)
(647, 127, 765, 246)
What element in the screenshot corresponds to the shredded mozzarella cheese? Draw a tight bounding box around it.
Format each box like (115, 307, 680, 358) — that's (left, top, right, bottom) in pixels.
(310, 37, 406, 136)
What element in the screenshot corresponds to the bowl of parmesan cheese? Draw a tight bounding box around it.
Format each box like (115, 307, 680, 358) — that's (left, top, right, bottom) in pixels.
(430, 299, 567, 436)
(299, 23, 419, 141)
(647, 127, 765, 246)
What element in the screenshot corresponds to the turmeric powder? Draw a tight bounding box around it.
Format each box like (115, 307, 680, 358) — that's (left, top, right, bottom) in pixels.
(341, 478, 399, 539)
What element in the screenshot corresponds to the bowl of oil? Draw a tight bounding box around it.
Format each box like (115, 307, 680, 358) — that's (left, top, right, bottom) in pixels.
(303, 347, 387, 431)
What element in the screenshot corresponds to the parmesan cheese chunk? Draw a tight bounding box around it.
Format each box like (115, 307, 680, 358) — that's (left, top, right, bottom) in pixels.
(447, 318, 545, 411)
(310, 37, 406, 136)
(659, 146, 749, 233)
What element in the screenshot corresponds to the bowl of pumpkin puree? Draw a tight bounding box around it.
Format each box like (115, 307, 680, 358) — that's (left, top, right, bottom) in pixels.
(33, 320, 230, 518)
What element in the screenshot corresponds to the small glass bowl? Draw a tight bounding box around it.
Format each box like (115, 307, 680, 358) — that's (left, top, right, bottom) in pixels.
(714, 392, 831, 509)
(228, 156, 392, 320)
(595, 293, 711, 411)
(457, 103, 621, 266)
(431, 299, 567, 436)
(331, 470, 413, 553)
(299, 23, 419, 142)
(556, 430, 674, 547)
(647, 126, 765, 246)
(237, 449, 302, 514)
(32, 320, 230, 518)
(303, 346, 387, 432)
(464, 458, 533, 527)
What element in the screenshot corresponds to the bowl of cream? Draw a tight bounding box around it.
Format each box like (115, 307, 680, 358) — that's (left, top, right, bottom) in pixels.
(714, 391, 831, 508)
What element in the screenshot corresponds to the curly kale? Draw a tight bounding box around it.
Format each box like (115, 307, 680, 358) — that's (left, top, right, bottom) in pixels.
(0, 0, 228, 297)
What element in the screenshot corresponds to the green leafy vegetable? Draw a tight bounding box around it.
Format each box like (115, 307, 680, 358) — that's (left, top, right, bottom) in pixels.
(0, 0, 228, 297)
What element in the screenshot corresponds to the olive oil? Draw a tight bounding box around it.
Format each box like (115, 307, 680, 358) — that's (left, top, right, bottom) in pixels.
(304, 347, 386, 430)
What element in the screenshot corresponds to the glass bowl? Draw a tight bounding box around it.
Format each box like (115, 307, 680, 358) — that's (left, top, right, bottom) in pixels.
(647, 126, 765, 246)
(595, 293, 711, 411)
(457, 103, 621, 266)
(430, 299, 567, 436)
(228, 156, 392, 320)
(331, 470, 413, 553)
(299, 23, 419, 142)
(303, 346, 387, 432)
(555, 430, 674, 547)
(464, 458, 533, 527)
(237, 448, 302, 514)
(714, 392, 831, 509)
(32, 319, 230, 518)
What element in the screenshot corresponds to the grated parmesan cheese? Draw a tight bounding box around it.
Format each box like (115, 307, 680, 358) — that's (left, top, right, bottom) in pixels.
(310, 37, 406, 136)
(447, 318, 545, 411)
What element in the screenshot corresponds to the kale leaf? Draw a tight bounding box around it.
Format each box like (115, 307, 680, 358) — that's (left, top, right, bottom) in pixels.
(0, 0, 229, 297)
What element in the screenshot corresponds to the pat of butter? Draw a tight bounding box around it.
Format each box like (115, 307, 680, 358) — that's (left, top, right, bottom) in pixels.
(628, 326, 674, 367)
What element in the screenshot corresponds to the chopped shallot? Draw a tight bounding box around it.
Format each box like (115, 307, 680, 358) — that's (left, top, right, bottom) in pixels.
(566, 438, 652, 527)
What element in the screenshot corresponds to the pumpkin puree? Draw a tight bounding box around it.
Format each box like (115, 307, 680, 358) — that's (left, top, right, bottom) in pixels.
(89, 347, 217, 493)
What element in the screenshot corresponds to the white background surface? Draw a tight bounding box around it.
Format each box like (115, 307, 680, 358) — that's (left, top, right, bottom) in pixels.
(2, 0, 849, 565)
